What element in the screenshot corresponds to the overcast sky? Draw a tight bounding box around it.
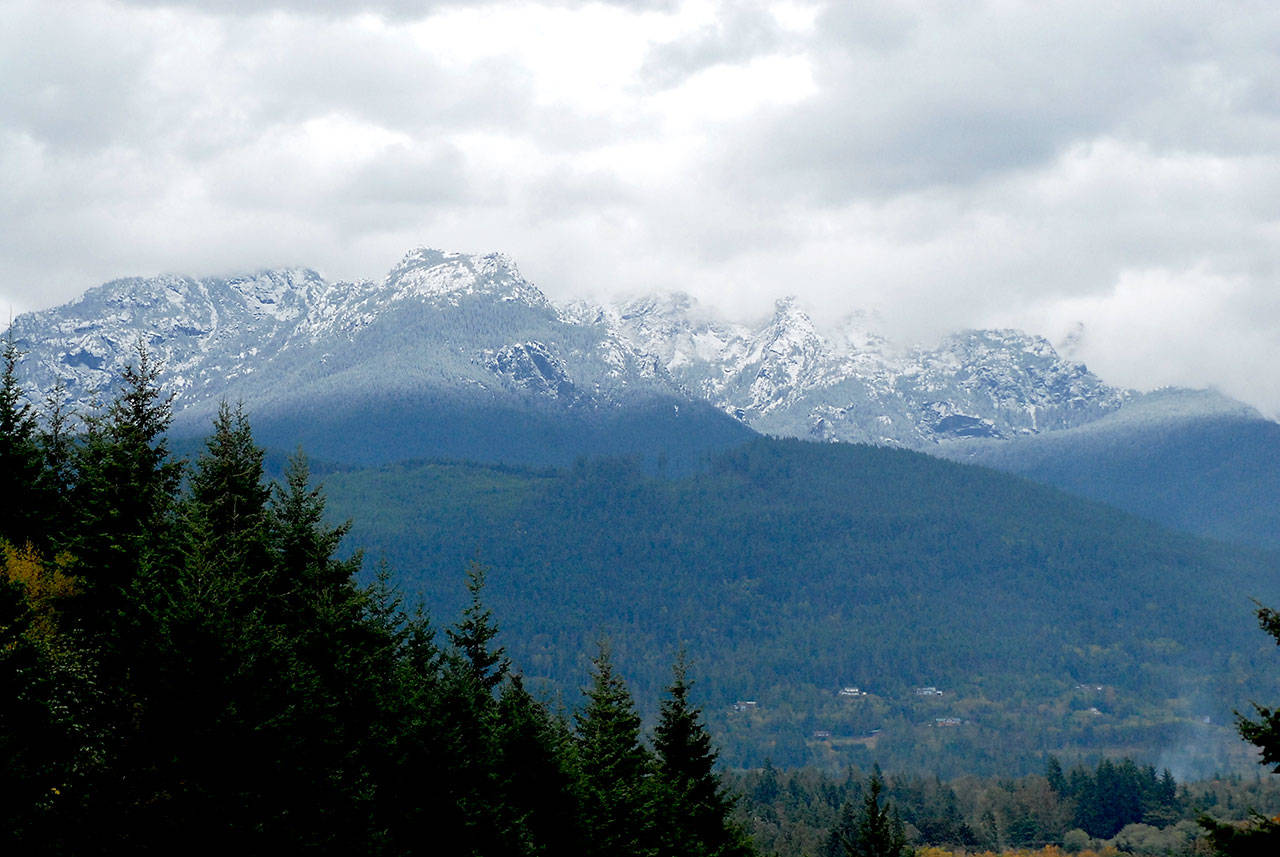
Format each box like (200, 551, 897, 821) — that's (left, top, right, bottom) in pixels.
(3, 0, 1279, 415)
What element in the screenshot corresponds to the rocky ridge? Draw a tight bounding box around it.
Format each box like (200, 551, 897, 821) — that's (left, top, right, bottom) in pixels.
(10, 248, 1141, 449)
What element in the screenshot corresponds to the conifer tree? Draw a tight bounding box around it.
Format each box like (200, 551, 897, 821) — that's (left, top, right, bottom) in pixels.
(832, 771, 912, 857)
(576, 641, 657, 857)
(1201, 603, 1280, 855)
(71, 341, 182, 600)
(824, 801, 859, 857)
(186, 400, 271, 579)
(494, 674, 586, 856)
(432, 564, 512, 857)
(0, 334, 45, 546)
(447, 559, 511, 692)
(36, 382, 76, 549)
(653, 656, 754, 857)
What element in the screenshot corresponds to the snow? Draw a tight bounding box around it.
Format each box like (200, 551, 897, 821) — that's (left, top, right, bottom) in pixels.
(7, 247, 1228, 452)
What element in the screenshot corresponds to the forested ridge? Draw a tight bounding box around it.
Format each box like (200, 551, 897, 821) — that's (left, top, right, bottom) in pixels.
(321, 439, 1280, 775)
(0, 341, 752, 855)
(6, 341, 1280, 856)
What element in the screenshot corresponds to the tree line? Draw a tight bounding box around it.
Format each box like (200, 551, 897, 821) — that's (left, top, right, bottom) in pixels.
(0, 339, 752, 856)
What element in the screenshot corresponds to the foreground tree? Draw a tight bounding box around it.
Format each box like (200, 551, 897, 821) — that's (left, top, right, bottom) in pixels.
(653, 656, 754, 857)
(0, 351, 757, 855)
(576, 642, 658, 857)
(1201, 603, 1280, 855)
(70, 342, 183, 604)
(0, 334, 45, 545)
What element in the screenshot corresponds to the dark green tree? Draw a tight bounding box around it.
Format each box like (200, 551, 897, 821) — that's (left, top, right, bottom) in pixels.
(426, 566, 513, 857)
(0, 333, 45, 546)
(70, 341, 183, 601)
(823, 800, 859, 857)
(831, 771, 912, 857)
(576, 642, 657, 857)
(494, 674, 586, 856)
(1201, 603, 1280, 855)
(185, 400, 272, 578)
(447, 559, 511, 692)
(1045, 756, 1066, 795)
(652, 656, 754, 857)
(36, 382, 77, 548)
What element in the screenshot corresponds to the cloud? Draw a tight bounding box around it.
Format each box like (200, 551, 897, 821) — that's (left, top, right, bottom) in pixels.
(721, 1, 1240, 200)
(4, 0, 1280, 414)
(1034, 267, 1280, 418)
(638, 0, 790, 88)
(111, 0, 682, 22)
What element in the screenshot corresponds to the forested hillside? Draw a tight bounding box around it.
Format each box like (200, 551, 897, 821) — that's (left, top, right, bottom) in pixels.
(941, 389, 1280, 550)
(321, 439, 1280, 775)
(0, 343, 751, 855)
(7, 338, 1280, 854)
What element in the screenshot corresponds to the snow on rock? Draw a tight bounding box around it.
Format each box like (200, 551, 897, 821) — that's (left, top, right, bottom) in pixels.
(6, 248, 1174, 450)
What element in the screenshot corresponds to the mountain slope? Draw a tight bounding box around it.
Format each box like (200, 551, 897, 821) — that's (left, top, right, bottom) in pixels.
(10, 247, 1276, 542)
(9, 252, 1136, 460)
(9, 249, 754, 467)
(321, 436, 1280, 775)
(939, 388, 1280, 550)
(602, 293, 1129, 446)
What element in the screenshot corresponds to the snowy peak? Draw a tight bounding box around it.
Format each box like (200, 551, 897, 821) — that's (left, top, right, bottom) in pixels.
(6, 247, 1214, 454)
(223, 268, 327, 320)
(598, 292, 1132, 446)
(382, 248, 547, 308)
(7, 249, 687, 430)
(755, 297, 822, 360)
(736, 298, 827, 416)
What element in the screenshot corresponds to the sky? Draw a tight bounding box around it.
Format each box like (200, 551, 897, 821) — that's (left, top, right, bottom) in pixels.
(3, 0, 1279, 416)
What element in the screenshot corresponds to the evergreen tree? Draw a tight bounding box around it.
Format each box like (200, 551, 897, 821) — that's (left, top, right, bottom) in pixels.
(1201, 602, 1280, 855)
(70, 341, 183, 602)
(576, 642, 657, 857)
(0, 334, 45, 546)
(494, 674, 586, 856)
(185, 400, 272, 578)
(36, 382, 77, 549)
(447, 559, 511, 692)
(432, 594, 511, 856)
(823, 800, 859, 857)
(831, 771, 912, 857)
(652, 656, 754, 857)
(1045, 756, 1066, 795)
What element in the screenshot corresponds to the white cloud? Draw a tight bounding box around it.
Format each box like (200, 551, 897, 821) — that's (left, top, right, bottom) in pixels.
(1031, 268, 1280, 418)
(4, 0, 1280, 413)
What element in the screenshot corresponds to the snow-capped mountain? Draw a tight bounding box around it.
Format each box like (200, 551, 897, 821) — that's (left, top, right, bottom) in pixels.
(7, 247, 1158, 461)
(10, 249, 670, 420)
(8, 249, 760, 467)
(600, 292, 1129, 447)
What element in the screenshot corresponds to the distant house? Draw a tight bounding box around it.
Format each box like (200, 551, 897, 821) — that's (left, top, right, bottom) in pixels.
(732, 700, 759, 712)
(838, 686, 867, 697)
(934, 717, 962, 727)
(914, 686, 943, 696)
(812, 730, 832, 739)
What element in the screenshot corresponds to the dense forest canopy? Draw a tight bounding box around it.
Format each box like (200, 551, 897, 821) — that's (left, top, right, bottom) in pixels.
(4, 340, 1280, 857)
(0, 340, 751, 855)
(319, 440, 1280, 775)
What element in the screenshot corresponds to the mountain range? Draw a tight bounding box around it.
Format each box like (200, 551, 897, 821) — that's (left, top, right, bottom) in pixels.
(11, 247, 1135, 450)
(10, 247, 1278, 546)
(8, 247, 1280, 775)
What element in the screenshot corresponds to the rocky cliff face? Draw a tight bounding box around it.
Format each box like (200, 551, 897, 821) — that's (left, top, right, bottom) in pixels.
(601, 292, 1128, 447)
(10, 248, 1134, 451)
(9, 250, 676, 428)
